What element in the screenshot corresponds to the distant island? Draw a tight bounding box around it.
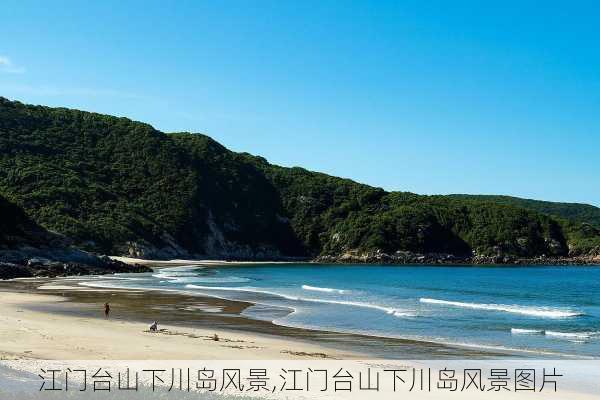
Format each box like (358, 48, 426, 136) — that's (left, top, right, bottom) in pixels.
(0, 97, 599, 277)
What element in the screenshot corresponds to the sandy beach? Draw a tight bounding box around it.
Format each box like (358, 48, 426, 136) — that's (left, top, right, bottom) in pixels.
(0, 275, 598, 399)
(0, 289, 360, 360)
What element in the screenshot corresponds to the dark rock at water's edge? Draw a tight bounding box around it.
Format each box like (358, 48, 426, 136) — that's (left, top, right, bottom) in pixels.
(0, 254, 150, 280)
(0, 262, 33, 279)
(314, 249, 600, 265)
(0, 194, 151, 279)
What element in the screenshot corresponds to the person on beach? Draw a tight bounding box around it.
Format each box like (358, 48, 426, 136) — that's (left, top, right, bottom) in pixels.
(149, 321, 158, 332)
(104, 302, 110, 318)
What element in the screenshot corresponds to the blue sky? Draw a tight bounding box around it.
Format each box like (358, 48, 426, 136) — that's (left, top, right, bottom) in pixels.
(1, 1, 599, 206)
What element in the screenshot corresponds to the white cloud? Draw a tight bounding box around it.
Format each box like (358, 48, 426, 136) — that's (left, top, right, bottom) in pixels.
(0, 56, 25, 74)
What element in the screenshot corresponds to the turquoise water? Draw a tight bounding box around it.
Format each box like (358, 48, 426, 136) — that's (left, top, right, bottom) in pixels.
(82, 264, 600, 358)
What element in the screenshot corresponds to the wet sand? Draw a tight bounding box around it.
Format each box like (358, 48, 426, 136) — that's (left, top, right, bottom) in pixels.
(0, 274, 507, 360)
(0, 286, 357, 360)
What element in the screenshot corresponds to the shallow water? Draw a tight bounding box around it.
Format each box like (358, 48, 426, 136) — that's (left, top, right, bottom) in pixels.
(80, 264, 600, 358)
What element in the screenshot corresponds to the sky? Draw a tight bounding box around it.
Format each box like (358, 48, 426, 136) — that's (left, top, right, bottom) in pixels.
(1, 1, 599, 206)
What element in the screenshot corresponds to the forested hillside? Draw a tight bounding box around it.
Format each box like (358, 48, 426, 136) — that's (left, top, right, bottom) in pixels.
(0, 194, 55, 249)
(449, 194, 600, 229)
(0, 193, 148, 278)
(1, 97, 598, 263)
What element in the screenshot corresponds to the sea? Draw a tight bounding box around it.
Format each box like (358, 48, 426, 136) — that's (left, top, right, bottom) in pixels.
(78, 264, 600, 358)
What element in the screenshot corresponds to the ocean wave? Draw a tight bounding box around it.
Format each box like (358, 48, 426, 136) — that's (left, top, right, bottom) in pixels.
(270, 319, 587, 358)
(153, 267, 250, 284)
(152, 272, 193, 279)
(153, 274, 250, 284)
(420, 298, 583, 318)
(157, 265, 205, 272)
(510, 328, 600, 340)
(185, 285, 415, 317)
(307, 298, 416, 318)
(545, 331, 598, 340)
(511, 328, 544, 335)
(301, 285, 348, 294)
(432, 340, 590, 358)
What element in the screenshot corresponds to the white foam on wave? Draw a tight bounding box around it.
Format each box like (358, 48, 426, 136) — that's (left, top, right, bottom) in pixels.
(432, 340, 591, 358)
(389, 310, 417, 318)
(511, 328, 544, 335)
(301, 285, 348, 294)
(269, 320, 589, 358)
(309, 299, 416, 318)
(420, 298, 583, 318)
(153, 274, 250, 284)
(158, 265, 205, 272)
(545, 331, 598, 340)
(185, 284, 415, 318)
(153, 266, 250, 284)
(510, 328, 600, 341)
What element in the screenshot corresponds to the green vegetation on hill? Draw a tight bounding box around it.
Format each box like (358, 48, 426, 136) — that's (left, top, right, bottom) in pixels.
(0, 194, 54, 248)
(449, 194, 600, 228)
(1, 97, 598, 261)
(0, 193, 151, 278)
(448, 194, 600, 256)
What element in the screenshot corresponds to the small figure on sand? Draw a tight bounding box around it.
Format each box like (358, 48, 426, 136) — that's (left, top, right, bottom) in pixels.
(149, 321, 158, 332)
(104, 302, 110, 319)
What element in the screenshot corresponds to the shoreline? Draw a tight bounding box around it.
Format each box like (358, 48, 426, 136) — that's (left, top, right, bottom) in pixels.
(112, 255, 600, 268)
(1, 260, 597, 361)
(109, 256, 304, 266)
(0, 274, 512, 360)
(2, 254, 597, 282)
